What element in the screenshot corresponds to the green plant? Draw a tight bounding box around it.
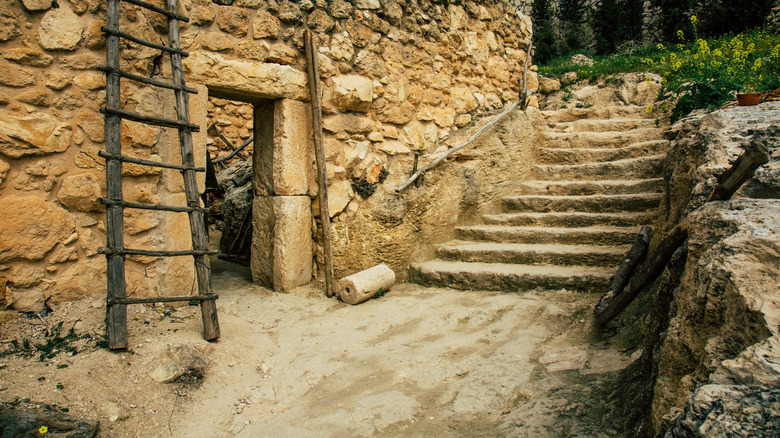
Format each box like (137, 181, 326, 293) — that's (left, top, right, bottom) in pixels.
(373, 288, 386, 298)
(1, 322, 93, 361)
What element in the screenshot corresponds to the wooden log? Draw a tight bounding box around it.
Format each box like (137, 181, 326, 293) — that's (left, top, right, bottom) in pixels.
(208, 123, 246, 160)
(211, 135, 253, 163)
(707, 140, 770, 202)
(396, 99, 520, 192)
(109, 294, 218, 306)
(120, 0, 190, 22)
(594, 225, 652, 318)
(96, 65, 198, 94)
(166, 0, 219, 341)
(99, 150, 205, 172)
(104, 0, 127, 350)
(594, 221, 689, 326)
(101, 26, 189, 57)
(100, 198, 207, 213)
(99, 247, 217, 256)
(305, 29, 336, 298)
(101, 107, 200, 131)
(519, 40, 534, 111)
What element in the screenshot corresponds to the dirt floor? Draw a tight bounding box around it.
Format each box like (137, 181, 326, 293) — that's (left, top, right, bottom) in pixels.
(0, 256, 641, 437)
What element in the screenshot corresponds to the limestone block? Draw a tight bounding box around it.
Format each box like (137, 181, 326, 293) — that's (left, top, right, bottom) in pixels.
(198, 32, 235, 52)
(322, 114, 374, 134)
(56, 173, 104, 212)
(148, 343, 209, 383)
(73, 71, 106, 90)
(355, 0, 380, 9)
(464, 32, 489, 63)
(0, 111, 72, 158)
(328, 32, 354, 62)
(18, 88, 50, 106)
(327, 75, 373, 113)
(191, 5, 215, 26)
(79, 227, 103, 258)
(539, 76, 561, 92)
(0, 10, 21, 42)
(308, 9, 335, 32)
(7, 264, 45, 288)
(217, 6, 249, 37)
(455, 114, 472, 127)
(251, 196, 313, 291)
(266, 42, 298, 65)
(338, 264, 396, 305)
(38, 5, 83, 51)
(254, 100, 314, 197)
(121, 121, 161, 149)
(344, 140, 369, 169)
(354, 50, 388, 77)
(448, 5, 468, 30)
(22, 0, 54, 11)
(75, 110, 105, 143)
(277, 1, 302, 23)
(45, 72, 71, 90)
(0, 158, 9, 189)
(372, 98, 414, 125)
(0, 61, 36, 88)
(125, 209, 162, 235)
(327, 179, 354, 216)
(253, 10, 280, 39)
(0, 196, 75, 262)
(2, 47, 53, 67)
(184, 52, 308, 101)
(450, 87, 478, 113)
(329, 0, 353, 19)
(378, 141, 411, 156)
(8, 285, 45, 312)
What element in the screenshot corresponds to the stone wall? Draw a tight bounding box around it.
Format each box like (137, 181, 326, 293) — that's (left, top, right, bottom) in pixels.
(0, 0, 535, 307)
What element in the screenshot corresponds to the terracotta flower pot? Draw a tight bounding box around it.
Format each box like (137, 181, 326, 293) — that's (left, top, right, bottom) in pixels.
(737, 92, 761, 106)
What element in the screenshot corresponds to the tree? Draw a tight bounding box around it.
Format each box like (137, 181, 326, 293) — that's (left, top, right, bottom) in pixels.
(558, 0, 589, 52)
(531, 0, 558, 63)
(592, 0, 623, 54)
(696, 0, 778, 37)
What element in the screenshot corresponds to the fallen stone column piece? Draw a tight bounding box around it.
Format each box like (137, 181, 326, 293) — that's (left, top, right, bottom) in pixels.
(337, 264, 396, 305)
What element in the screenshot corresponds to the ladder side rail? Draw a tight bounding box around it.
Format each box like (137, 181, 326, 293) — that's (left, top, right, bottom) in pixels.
(104, 0, 128, 350)
(120, 0, 190, 22)
(166, 0, 220, 341)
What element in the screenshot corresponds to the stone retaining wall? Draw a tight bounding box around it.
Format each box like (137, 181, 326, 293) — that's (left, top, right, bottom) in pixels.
(0, 0, 535, 308)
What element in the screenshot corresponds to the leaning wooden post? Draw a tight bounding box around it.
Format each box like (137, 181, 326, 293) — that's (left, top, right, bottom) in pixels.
(104, 0, 128, 350)
(519, 40, 533, 111)
(304, 30, 336, 298)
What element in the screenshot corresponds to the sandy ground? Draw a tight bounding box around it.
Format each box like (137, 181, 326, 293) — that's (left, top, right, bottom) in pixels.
(0, 257, 640, 437)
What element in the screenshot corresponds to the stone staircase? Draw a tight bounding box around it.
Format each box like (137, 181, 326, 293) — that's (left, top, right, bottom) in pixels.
(410, 105, 668, 293)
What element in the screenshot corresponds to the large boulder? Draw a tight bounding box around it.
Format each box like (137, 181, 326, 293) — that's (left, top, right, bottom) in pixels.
(0, 196, 75, 262)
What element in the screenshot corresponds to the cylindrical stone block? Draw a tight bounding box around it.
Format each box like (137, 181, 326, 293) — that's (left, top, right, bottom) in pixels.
(337, 264, 396, 305)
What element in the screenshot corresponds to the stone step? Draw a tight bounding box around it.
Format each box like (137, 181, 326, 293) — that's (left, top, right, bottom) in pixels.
(549, 118, 657, 133)
(409, 260, 613, 292)
(436, 240, 630, 266)
(515, 178, 664, 196)
(533, 155, 665, 180)
(502, 193, 662, 213)
(483, 211, 656, 228)
(541, 106, 647, 123)
(537, 140, 669, 164)
(455, 225, 638, 246)
(544, 128, 665, 149)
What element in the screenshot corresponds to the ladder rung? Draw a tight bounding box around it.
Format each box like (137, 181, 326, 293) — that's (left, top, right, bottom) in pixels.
(101, 107, 200, 131)
(96, 66, 198, 94)
(101, 26, 189, 58)
(108, 294, 217, 306)
(100, 248, 217, 257)
(98, 151, 205, 172)
(100, 198, 207, 213)
(119, 0, 190, 23)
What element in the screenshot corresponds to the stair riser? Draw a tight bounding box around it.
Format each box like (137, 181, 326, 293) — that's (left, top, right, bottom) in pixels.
(537, 142, 668, 164)
(544, 130, 665, 149)
(483, 213, 655, 228)
(409, 265, 610, 293)
(502, 196, 661, 213)
(533, 158, 664, 180)
(436, 247, 626, 267)
(516, 179, 664, 196)
(456, 228, 636, 245)
(550, 119, 657, 133)
(542, 107, 646, 123)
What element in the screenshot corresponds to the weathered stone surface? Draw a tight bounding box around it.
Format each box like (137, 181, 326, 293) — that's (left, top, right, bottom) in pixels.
(56, 173, 104, 212)
(417, 106, 455, 128)
(148, 343, 209, 383)
(322, 113, 373, 134)
(121, 121, 160, 149)
(79, 227, 103, 257)
(198, 31, 235, 52)
(38, 5, 84, 50)
(328, 32, 354, 62)
(16, 88, 49, 106)
(254, 99, 314, 197)
(327, 179, 354, 216)
(450, 87, 478, 113)
(72, 71, 105, 90)
(327, 75, 373, 113)
(253, 10, 280, 39)
(2, 47, 54, 67)
(265, 42, 298, 65)
(0, 61, 36, 88)
(372, 98, 414, 125)
(277, 1, 302, 23)
(538, 76, 561, 92)
(251, 196, 313, 291)
(7, 264, 45, 288)
(0, 10, 21, 42)
(329, 0, 353, 18)
(378, 140, 411, 156)
(7, 285, 45, 312)
(307, 9, 335, 33)
(217, 6, 249, 37)
(45, 71, 71, 90)
(0, 111, 72, 158)
(0, 158, 9, 189)
(354, 0, 380, 10)
(0, 196, 75, 262)
(75, 110, 105, 143)
(22, 0, 54, 12)
(345, 20, 371, 48)
(184, 52, 308, 101)
(617, 73, 662, 106)
(354, 50, 388, 77)
(191, 5, 215, 26)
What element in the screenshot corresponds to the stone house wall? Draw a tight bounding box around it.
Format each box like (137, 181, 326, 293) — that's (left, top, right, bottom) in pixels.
(0, 0, 535, 309)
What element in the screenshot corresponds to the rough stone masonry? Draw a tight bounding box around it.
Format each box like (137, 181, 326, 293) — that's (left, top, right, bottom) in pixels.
(0, 0, 536, 308)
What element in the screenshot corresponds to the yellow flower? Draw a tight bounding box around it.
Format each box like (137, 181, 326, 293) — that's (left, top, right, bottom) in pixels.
(690, 15, 697, 25)
(657, 43, 665, 50)
(677, 30, 685, 41)
(39, 426, 48, 434)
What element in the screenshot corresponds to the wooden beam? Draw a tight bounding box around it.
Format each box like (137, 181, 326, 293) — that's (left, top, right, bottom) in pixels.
(305, 29, 336, 298)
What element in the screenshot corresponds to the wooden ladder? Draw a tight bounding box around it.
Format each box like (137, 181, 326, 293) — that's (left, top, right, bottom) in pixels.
(100, 0, 220, 349)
